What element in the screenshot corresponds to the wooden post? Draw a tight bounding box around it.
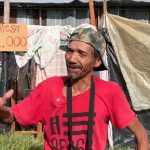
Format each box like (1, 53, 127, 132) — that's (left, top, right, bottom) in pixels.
(0, 0, 10, 133)
(39, 8, 42, 25)
(89, 0, 96, 26)
(36, 8, 43, 140)
(103, 0, 107, 14)
(101, 0, 107, 28)
(0, 0, 10, 97)
(4, 0, 10, 24)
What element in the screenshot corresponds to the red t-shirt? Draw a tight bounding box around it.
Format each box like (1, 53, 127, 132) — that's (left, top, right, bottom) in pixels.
(12, 76, 136, 150)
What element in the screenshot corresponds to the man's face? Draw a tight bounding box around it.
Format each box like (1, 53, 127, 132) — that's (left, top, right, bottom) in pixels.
(65, 40, 99, 80)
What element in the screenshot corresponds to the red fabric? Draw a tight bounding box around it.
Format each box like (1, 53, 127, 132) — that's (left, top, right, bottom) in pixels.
(12, 76, 136, 150)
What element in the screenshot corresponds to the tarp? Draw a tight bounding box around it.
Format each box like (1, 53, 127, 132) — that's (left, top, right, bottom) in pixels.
(0, 0, 150, 3)
(105, 13, 150, 111)
(101, 25, 150, 150)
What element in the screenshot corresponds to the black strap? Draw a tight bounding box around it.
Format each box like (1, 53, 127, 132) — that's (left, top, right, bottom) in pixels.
(67, 78, 95, 150)
(67, 79, 73, 149)
(86, 78, 95, 150)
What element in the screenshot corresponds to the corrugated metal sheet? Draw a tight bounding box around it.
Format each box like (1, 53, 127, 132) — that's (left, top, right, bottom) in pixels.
(0, 0, 150, 3)
(46, 9, 89, 27)
(15, 8, 150, 26)
(1, 0, 89, 3)
(0, 0, 149, 25)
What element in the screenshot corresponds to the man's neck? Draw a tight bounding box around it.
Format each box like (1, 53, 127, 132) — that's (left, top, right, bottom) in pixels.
(71, 76, 92, 96)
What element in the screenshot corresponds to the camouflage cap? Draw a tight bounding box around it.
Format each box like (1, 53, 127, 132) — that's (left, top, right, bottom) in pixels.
(69, 24, 107, 71)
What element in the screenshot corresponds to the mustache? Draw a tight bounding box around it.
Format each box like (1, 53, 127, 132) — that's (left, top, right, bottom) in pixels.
(66, 62, 81, 69)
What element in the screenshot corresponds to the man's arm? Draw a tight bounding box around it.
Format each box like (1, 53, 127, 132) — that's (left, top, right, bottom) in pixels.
(127, 119, 149, 150)
(0, 89, 14, 123)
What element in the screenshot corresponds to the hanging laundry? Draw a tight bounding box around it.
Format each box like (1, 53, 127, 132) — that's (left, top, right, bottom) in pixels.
(35, 49, 67, 85)
(15, 25, 60, 69)
(15, 25, 75, 69)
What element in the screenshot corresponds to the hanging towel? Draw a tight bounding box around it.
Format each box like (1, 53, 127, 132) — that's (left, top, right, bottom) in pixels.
(15, 25, 60, 69)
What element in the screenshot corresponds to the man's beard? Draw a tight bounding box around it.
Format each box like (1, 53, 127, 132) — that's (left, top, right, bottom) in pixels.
(67, 71, 80, 80)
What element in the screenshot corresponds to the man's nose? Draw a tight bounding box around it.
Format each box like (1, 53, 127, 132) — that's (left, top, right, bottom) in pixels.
(68, 52, 79, 62)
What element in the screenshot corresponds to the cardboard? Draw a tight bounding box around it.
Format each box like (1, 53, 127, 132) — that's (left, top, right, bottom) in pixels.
(0, 24, 27, 51)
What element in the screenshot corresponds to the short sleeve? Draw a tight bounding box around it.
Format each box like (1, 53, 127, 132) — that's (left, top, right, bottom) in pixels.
(12, 82, 48, 125)
(108, 83, 137, 129)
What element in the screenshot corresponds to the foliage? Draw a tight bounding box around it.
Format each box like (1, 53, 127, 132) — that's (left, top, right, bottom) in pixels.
(0, 132, 132, 150)
(0, 133, 43, 150)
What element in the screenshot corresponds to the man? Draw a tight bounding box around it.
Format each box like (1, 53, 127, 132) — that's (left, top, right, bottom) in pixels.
(0, 25, 149, 150)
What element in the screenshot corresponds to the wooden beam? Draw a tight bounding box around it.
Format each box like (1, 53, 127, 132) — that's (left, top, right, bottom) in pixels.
(89, 0, 96, 26)
(103, 0, 107, 14)
(0, 0, 10, 96)
(4, 0, 10, 24)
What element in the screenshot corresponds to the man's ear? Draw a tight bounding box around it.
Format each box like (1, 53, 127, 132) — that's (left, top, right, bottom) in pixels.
(94, 57, 102, 68)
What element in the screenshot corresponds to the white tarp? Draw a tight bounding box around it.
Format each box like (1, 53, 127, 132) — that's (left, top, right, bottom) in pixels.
(106, 13, 150, 111)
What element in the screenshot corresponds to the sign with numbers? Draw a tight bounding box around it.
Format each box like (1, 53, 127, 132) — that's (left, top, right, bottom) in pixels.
(0, 24, 27, 51)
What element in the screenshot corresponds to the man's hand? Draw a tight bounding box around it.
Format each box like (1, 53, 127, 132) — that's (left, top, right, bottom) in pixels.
(0, 89, 14, 123)
(0, 89, 14, 107)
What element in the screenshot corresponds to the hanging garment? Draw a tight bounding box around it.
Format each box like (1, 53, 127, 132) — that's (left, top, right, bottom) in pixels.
(8, 53, 36, 101)
(15, 25, 61, 69)
(35, 49, 67, 85)
(14, 25, 74, 69)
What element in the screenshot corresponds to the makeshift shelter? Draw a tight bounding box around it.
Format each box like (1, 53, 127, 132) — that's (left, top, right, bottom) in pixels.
(5, 14, 150, 149)
(0, 0, 150, 148)
(104, 13, 150, 111)
(99, 12, 150, 148)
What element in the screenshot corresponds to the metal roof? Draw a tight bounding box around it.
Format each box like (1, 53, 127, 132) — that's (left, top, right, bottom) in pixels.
(1, 0, 99, 3)
(0, 0, 150, 3)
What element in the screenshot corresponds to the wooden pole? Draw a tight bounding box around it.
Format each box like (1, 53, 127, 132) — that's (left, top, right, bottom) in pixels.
(102, 0, 107, 28)
(89, 0, 96, 26)
(103, 0, 107, 14)
(39, 8, 42, 25)
(4, 0, 10, 24)
(36, 8, 43, 140)
(0, 0, 10, 97)
(0, 0, 10, 133)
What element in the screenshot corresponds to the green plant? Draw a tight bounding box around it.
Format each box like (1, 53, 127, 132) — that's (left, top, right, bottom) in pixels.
(0, 133, 43, 150)
(0, 133, 133, 150)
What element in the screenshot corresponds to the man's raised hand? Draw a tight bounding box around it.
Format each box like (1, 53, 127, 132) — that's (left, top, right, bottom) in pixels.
(0, 89, 14, 107)
(0, 89, 14, 123)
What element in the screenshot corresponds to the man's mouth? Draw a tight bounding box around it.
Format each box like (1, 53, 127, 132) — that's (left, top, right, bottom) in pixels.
(67, 64, 81, 71)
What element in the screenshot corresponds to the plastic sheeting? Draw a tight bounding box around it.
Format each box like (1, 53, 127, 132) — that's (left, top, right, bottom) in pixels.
(101, 28, 150, 149)
(103, 14, 150, 148)
(106, 13, 150, 111)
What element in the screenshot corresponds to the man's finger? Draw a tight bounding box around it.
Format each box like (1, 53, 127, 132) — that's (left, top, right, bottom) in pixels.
(0, 89, 14, 107)
(3, 89, 14, 100)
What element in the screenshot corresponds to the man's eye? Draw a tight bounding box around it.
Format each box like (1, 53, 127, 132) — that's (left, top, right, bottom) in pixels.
(79, 52, 87, 57)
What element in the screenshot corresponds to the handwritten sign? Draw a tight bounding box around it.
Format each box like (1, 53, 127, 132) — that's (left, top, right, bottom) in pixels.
(0, 24, 27, 51)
